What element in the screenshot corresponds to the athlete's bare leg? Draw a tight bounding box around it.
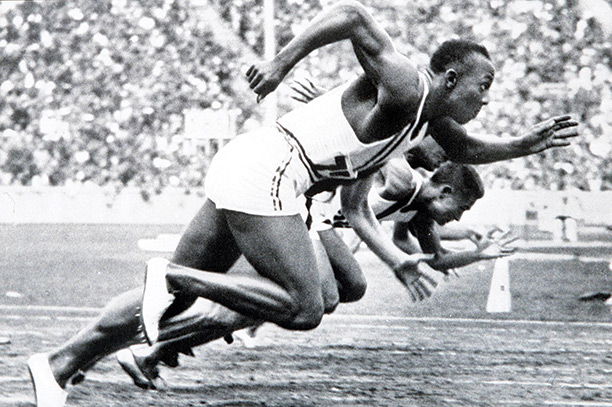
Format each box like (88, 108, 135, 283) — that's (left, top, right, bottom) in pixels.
(38, 197, 326, 392)
(39, 200, 244, 387)
(117, 235, 337, 387)
(46, 288, 144, 387)
(132, 229, 362, 378)
(318, 228, 367, 303)
(162, 199, 325, 331)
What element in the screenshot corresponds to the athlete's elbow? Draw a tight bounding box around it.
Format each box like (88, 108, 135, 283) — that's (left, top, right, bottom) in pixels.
(332, 1, 369, 28)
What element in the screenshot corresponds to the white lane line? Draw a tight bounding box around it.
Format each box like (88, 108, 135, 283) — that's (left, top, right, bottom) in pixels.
(0, 314, 94, 322)
(511, 253, 611, 262)
(0, 304, 100, 313)
(1, 304, 611, 328)
(0, 396, 32, 405)
(325, 314, 612, 329)
(477, 379, 612, 389)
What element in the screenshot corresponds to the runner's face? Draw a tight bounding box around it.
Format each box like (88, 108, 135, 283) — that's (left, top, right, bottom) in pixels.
(428, 190, 476, 225)
(446, 53, 495, 124)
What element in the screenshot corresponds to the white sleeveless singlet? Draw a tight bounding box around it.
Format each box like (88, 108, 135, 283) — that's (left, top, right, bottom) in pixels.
(205, 72, 430, 217)
(319, 167, 424, 229)
(277, 72, 430, 183)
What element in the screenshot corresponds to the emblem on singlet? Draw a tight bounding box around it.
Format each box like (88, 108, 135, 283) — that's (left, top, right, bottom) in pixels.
(312, 155, 357, 180)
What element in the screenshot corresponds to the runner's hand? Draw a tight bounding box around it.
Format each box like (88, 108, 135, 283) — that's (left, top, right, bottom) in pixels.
(289, 77, 327, 104)
(245, 61, 286, 103)
(476, 230, 519, 260)
(519, 115, 579, 154)
(404, 275, 437, 302)
(392, 253, 434, 294)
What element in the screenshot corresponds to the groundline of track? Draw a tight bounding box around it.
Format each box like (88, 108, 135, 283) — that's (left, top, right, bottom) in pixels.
(1, 304, 611, 328)
(2, 305, 610, 407)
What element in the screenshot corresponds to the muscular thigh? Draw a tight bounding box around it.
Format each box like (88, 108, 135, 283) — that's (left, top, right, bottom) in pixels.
(312, 237, 340, 312)
(172, 199, 242, 272)
(224, 210, 322, 299)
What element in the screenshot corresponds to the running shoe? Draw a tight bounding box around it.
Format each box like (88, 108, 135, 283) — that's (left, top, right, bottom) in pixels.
(27, 353, 68, 407)
(141, 257, 173, 345)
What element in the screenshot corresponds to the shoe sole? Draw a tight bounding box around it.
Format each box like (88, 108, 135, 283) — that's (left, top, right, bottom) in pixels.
(27, 361, 39, 406)
(27, 354, 68, 407)
(141, 263, 157, 346)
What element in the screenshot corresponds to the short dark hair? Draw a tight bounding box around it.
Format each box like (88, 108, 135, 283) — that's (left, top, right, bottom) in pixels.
(429, 39, 491, 74)
(430, 162, 485, 199)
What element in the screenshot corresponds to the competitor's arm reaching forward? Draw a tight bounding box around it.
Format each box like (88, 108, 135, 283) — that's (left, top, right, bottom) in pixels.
(339, 175, 433, 286)
(407, 214, 517, 271)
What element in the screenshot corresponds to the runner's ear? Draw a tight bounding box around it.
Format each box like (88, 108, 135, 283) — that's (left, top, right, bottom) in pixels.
(445, 69, 458, 90)
(441, 185, 453, 197)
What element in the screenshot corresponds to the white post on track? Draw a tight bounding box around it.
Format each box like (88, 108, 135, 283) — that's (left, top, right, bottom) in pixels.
(262, 0, 277, 125)
(486, 257, 512, 313)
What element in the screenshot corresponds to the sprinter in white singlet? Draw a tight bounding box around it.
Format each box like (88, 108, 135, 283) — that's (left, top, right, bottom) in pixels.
(109, 161, 518, 391)
(29, 4, 579, 404)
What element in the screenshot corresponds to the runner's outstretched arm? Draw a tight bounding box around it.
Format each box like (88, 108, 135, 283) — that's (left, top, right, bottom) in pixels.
(429, 115, 579, 164)
(409, 215, 516, 271)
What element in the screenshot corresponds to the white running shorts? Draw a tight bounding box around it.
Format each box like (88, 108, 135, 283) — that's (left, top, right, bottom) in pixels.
(204, 127, 310, 216)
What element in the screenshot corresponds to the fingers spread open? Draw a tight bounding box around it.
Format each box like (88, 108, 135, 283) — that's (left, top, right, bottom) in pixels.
(553, 115, 572, 123)
(553, 126, 579, 138)
(552, 119, 578, 131)
(249, 73, 263, 89)
(418, 272, 438, 288)
(412, 283, 426, 301)
(499, 235, 519, 246)
(550, 139, 571, 148)
(289, 84, 313, 102)
(486, 226, 504, 239)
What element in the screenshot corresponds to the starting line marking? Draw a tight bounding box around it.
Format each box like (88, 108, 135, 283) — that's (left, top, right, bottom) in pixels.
(1, 304, 611, 328)
(2, 373, 611, 390)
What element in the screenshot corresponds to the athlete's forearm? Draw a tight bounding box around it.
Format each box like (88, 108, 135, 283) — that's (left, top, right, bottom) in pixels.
(449, 133, 526, 164)
(427, 250, 483, 271)
(341, 180, 407, 269)
(393, 225, 482, 271)
(431, 119, 525, 164)
(393, 235, 421, 256)
(273, 1, 385, 76)
(431, 116, 579, 164)
(438, 225, 479, 241)
(351, 211, 407, 269)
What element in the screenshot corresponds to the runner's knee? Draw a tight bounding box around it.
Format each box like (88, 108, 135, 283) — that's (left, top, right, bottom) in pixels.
(283, 290, 324, 330)
(321, 282, 340, 314)
(344, 277, 367, 302)
(339, 270, 367, 303)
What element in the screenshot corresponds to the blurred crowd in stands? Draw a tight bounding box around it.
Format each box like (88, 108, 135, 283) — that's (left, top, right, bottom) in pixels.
(0, 0, 609, 199)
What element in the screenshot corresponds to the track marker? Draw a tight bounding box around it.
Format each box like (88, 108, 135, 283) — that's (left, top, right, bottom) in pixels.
(486, 257, 511, 313)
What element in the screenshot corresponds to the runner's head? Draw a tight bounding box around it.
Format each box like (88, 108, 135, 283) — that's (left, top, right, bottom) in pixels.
(406, 137, 448, 172)
(430, 39, 494, 124)
(423, 162, 484, 225)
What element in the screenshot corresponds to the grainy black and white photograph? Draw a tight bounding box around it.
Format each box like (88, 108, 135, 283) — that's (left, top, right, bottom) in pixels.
(0, 0, 610, 406)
